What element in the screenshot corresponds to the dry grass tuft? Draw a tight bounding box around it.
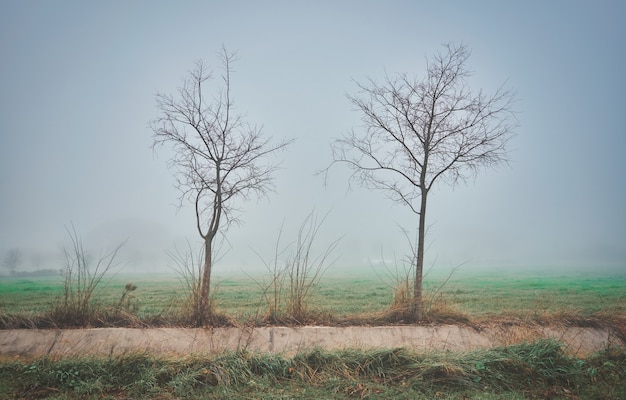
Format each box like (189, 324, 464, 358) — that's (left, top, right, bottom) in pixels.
(534, 312, 626, 344)
(489, 320, 545, 347)
(260, 307, 336, 326)
(372, 286, 472, 326)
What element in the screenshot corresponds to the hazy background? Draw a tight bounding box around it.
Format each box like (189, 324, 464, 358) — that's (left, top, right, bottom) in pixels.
(1, 1, 624, 277)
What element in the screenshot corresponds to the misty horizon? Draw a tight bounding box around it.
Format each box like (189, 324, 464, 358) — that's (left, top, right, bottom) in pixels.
(1, 2, 624, 278)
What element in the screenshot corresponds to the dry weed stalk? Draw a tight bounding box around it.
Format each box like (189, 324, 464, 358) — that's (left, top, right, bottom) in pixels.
(253, 211, 341, 324)
(55, 224, 124, 325)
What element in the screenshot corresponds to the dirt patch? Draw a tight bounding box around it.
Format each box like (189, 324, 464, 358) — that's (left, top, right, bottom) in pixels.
(1, 324, 623, 360)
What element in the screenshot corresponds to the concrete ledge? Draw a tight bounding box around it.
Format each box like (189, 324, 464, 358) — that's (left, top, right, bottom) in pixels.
(0, 325, 622, 360)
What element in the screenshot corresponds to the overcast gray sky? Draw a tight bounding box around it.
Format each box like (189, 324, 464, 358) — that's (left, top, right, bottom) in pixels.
(1, 1, 624, 276)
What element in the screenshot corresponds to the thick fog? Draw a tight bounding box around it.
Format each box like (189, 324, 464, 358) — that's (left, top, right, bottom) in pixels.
(1, 2, 624, 277)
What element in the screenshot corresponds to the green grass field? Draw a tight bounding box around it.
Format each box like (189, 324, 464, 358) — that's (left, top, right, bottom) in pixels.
(1, 269, 624, 325)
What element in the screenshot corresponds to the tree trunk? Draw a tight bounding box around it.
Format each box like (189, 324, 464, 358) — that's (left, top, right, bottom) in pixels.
(198, 238, 212, 325)
(413, 190, 428, 321)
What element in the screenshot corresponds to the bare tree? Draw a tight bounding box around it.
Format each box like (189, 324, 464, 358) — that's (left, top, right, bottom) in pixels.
(151, 48, 292, 325)
(2, 248, 22, 275)
(326, 43, 517, 321)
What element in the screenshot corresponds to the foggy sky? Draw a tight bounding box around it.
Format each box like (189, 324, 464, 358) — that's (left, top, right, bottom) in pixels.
(1, 1, 624, 276)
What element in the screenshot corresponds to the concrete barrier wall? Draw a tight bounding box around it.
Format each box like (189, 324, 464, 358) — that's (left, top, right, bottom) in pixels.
(0, 325, 621, 360)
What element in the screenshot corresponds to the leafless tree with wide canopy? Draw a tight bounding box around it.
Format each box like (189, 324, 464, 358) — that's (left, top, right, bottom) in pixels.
(326, 43, 518, 321)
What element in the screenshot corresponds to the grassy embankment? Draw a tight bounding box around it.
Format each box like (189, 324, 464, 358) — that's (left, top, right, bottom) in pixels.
(1, 340, 625, 399)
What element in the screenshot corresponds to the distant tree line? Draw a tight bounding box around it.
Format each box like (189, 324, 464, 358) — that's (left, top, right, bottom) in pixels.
(1, 248, 59, 278)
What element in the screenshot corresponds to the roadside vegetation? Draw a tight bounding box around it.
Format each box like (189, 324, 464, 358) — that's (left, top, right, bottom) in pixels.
(2, 263, 624, 398)
(0, 272, 624, 331)
(1, 340, 624, 399)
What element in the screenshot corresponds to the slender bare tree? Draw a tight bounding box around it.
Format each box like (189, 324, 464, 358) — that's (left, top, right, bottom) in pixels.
(2, 248, 22, 275)
(151, 48, 292, 325)
(326, 43, 517, 321)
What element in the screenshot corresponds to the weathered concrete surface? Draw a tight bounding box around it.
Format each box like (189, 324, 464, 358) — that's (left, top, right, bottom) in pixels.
(0, 325, 622, 359)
